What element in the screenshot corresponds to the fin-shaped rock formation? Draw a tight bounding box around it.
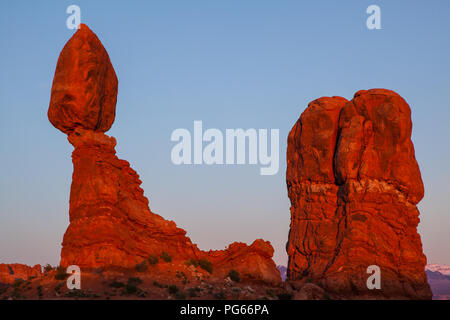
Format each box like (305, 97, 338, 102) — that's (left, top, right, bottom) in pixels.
(286, 89, 431, 299)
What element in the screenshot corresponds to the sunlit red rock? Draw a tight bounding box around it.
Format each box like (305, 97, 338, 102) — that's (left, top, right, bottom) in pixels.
(0, 264, 42, 284)
(286, 89, 431, 299)
(205, 239, 280, 284)
(48, 24, 117, 134)
(48, 25, 280, 285)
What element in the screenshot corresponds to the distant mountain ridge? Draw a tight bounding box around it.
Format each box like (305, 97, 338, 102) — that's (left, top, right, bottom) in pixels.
(277, 265, 287, 281)
(426, 264, 450, 276)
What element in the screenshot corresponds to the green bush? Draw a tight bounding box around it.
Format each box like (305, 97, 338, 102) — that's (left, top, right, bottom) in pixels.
(12, 278, 25, 288)
(187, 287, 199, 297)
(160, 251, 172, 263)
(54, 266, 67, 280)
(168, 285, 179, 294)
(64, 289, 90, 298)
(124, 277, 142, 295)
(125, 283, 138, 294)
(266, 289, 276, 298)
(198, 259, 213, 274)
(214, 291, 226, 300)
(227, 269, 240, 282)
(0, 285, 8, 296)
(135, 261, 148, 272)
(128, 277, 143, 286)
(44, 264, 53, 273)
(109, 280, 125, 288)
(37, 285, 43, 299)
(277, 292, 292, 300)
(148, 254, 159, 266)
(185, 259, 199, 268)
(153, 281, 165, 288)
(12, 287, 23, 299)
(54, 282, 64, 294)
(175, 291, 186, 300)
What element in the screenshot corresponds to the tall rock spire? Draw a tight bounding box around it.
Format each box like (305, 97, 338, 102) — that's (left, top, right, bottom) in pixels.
(48, 25, 281, 284)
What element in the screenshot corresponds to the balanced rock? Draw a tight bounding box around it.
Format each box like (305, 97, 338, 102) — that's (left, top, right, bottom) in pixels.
(286, 89, 431, 299)
(49, 25, 280, 284)
(48, 24, 117, 134)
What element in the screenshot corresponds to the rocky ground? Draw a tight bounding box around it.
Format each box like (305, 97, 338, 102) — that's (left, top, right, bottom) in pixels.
(0, 261, 326, 300)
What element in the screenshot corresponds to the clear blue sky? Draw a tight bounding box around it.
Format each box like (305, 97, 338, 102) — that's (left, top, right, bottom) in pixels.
(1, 0, 449, 267)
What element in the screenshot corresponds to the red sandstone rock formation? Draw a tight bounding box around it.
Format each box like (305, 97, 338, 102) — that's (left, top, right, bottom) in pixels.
(48, 24, 280, 284)
(0, 264, 42, 284)
(286, 89, 431, 299)
(48, 24, 117, 134)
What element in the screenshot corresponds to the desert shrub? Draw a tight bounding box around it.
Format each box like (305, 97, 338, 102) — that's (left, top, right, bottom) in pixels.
(168, 285, 179, 294)
(185, 259, 199, 268)
(148, 254, 159, 266)
(12, 278, 24, 288)
(12, 287, 24, 299)
(54, 266, 67, 280)
(54, 282, 64, 294)
(109, 280, 125, 288)
(175, 291, 186, 300)
(176, 271, 188, 284)
(153, 281, 165, 288)
(125, 283, 138, 294)
(44, 264, 53, 273)
(128, 277, 143, 286)
(37, 285, 43, 299)
(0, 285, 8, 296)
(160, 251, 172, 263)
(187, 287, 198, 297)
(277, 292, 292, 300)
(266, 289, 276, 298)
(135, 261, 148, 272)
(227, 269, 240, 282)
(214, 291, 226, 300)
(64, 289, 90, 298)
(198, 259, 213, 274)
(125, 277, 142, 295)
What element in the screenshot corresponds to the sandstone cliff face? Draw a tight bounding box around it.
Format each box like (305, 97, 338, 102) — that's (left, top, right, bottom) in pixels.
(286, 89, 431, 299)
(49, 24, 280, 284)
(0, 264, 41, 284)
